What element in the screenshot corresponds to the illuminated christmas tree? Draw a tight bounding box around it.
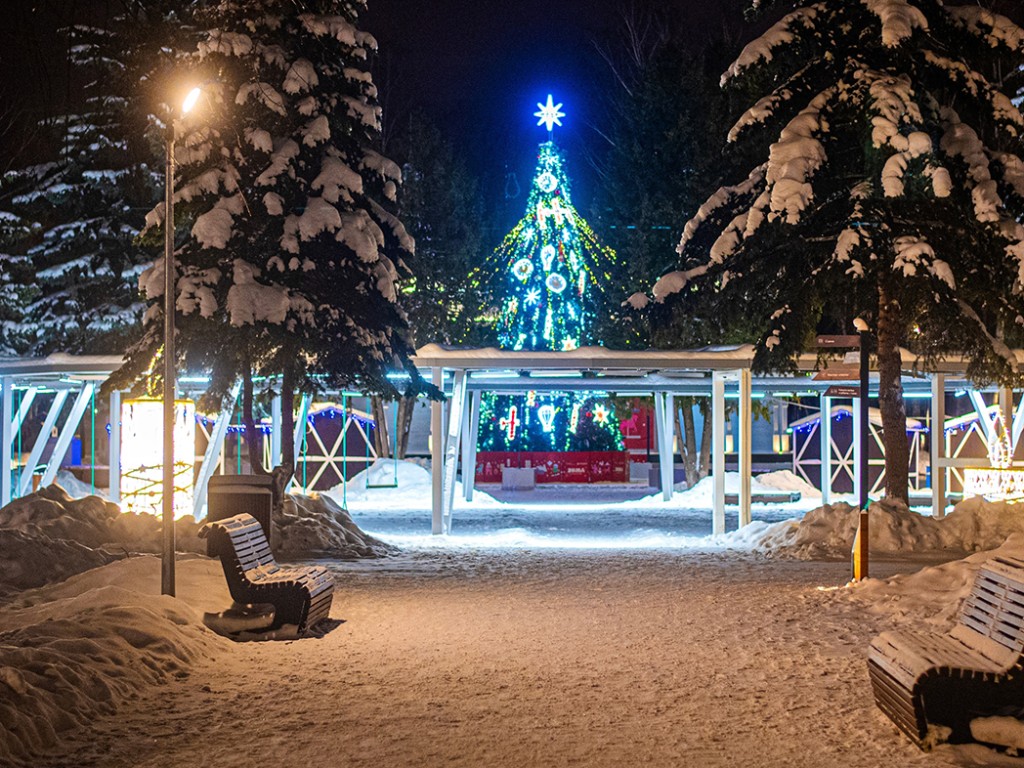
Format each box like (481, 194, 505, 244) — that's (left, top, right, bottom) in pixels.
(478, 96, 623, 453)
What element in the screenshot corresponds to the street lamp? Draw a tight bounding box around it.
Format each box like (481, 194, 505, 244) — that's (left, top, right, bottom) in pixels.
(162, 86, 201, 597)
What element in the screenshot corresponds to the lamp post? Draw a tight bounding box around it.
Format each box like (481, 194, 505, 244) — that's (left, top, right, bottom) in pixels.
(161, 86, 201, 597)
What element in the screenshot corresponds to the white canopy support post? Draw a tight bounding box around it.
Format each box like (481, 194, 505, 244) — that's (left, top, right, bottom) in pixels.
(286, 393, 312, 494)
(463, 390, 481, 502)
(712, 372, 726, 535)
(968, 390, 994, 442)
(655, 392, 675, 501)
(192, 381, 241, 519)
(738, 369, 752, 527)
(441, 370, 468, 535)
(431, 367, 443, 534)
(931, 374, 946, 518)
(39, 382, 95, 488)
(852, 394, 863, 506)
(1, 377, 12, 507)
(270, 393, 282, 468)
(18, 389, 70, 497)
(108, 390, 121, 504)
(13, 387, 37, 436)
(819, 395, 833, 505)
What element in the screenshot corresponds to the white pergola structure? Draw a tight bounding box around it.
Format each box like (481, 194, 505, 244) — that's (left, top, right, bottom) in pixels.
(417, 344, 765, 536)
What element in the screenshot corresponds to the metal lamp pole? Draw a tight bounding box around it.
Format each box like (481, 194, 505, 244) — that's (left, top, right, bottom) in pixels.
(161, 87, 201, 597)
(853, 317, 871, 580)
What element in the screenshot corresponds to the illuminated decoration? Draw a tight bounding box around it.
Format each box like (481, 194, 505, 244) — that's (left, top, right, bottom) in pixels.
(537, 171, 557, 192)
(537, 198, 573, 228)
(538, 405, 556, 432)
(593, 403, 610, 426)
(541, 245, 556, 270)
(477, 101, 622, 454)
(513, 258, 533, 282)
(546, 274, 567, 293)
(534, 94, 565, 132)
(499, 406, 520, 441)
(963, 410, 1024, 502)
(121, 398, 196, 518)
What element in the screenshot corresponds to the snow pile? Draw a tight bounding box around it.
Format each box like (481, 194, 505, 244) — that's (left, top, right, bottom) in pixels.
(669, 470, 815, 503)
(0, 530, 120, 596)
(330, 459, 503, 510)
(754, 496, 1024, 559)
(0, 557, 229, 764)
(275, 491, 395, 558)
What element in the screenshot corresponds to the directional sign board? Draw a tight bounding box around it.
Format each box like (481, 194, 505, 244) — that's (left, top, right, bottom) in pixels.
(824, 385, 861, 398)
(816, 335, 861, 348)
(812, 365, 859, 381)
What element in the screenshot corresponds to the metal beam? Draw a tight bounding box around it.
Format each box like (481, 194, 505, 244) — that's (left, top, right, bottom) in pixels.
(108, 390, 121, 504)
(39, 382, 95, 488)
(852, 394, 863, 506)
(286, 393, 312, 494)
(1, 378, 12, 506)
(18, 390, 70, 497)
(820, 396, 832, 505)
(931, 374, 946, 518)
(270, 393, 282, 468)
(441, 370, 468, 534)
(463, 391, 480, 502)
(192, 381, 241, 519)
(12, 386, 37, 436)
(712, 372, 726, 535)
(738, 369, 752, 527)
(968, 390, 994, 441)
(431, 367, 443, 534)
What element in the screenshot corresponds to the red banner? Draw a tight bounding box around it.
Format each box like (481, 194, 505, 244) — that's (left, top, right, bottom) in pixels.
(475, 451, 630, 483)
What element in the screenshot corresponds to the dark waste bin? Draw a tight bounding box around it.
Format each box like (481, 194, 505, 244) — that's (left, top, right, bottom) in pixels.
(206, 474, 275, 556)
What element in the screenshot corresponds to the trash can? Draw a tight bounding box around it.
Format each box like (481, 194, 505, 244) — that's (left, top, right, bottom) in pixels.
(206, 474, 275, 556)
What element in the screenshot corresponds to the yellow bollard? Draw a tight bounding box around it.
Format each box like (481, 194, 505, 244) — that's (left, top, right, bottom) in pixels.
(852, 509, 869, 581)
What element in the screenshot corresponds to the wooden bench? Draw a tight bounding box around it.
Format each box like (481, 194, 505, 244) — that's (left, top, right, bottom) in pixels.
(200, 512, 335, 636)
(868, 554, 1024, 749)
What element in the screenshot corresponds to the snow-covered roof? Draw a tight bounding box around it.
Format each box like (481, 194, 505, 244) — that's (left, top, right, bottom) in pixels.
(414, 343, 758, 371)
(0, 353, 123, 379)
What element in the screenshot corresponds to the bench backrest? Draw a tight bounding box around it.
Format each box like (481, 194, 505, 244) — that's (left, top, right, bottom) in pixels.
(202, 513, 277, 572)
(960, 555, 1024, 653)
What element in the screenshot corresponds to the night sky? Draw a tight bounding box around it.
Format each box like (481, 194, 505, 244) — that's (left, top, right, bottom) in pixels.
(363, 0, 747, 226)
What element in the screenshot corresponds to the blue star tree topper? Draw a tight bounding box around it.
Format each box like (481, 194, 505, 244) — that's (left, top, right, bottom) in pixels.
(534, 94, 565, 133)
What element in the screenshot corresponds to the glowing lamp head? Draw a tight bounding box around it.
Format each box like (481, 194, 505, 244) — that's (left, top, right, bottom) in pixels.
(182, 87, 202, 115)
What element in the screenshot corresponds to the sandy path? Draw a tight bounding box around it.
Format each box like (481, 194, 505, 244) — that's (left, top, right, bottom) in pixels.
(44, 550, 989, 768)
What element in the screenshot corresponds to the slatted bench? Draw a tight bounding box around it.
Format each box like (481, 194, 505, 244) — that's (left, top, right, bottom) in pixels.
(200, 512, 335, 636)
(868, 554, 1024, 749)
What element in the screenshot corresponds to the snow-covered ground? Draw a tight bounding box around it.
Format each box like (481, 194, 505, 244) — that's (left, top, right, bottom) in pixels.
(6, 460, 1024, 766)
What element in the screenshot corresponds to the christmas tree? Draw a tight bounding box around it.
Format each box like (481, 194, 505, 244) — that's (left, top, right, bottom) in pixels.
(478, 96, 623, 453)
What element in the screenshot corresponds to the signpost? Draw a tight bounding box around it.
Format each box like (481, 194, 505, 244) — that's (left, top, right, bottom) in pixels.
(816, 334, 870, 580)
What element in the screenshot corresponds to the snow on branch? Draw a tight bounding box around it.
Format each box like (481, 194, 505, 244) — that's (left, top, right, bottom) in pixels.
(861, 0, 927, 48)
(199, 30, 254, 58)
(678, 165, 766, 253)
(764, 88, 832, 224)
(722, 5, 823, 85)
(948, 6, 1024, 55)
(651, 264, 711, 302)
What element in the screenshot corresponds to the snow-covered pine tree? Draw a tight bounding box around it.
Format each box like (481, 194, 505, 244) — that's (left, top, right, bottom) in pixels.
(0, 7, 192, 356)
(110, 0, 423, 473)
(645, 0, 1024, 503)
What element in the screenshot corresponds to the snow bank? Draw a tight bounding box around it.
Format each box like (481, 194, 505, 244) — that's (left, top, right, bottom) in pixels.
(329, 459, 504, 510)
(667, 470, 818, 504)
(275, 491, 395, 558)
(0, 556, 229, 764)
(753, 496, 1024, 559)
(0, 530, 120, 596)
